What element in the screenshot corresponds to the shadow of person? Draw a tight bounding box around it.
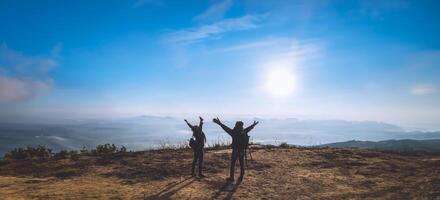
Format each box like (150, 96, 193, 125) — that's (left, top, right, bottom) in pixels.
(224, 178, 242, 200)
(211, 178, 243, 200)
(144, 177, 195, 200)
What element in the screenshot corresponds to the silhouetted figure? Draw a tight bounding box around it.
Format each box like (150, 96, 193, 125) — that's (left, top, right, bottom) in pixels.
(185, 117, 206, 178)
(213, 118, 259, 181)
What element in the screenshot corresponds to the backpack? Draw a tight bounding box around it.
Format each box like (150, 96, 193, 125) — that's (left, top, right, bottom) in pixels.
(241, 132, 252, 167)
(239, 131, 250, 149)
(189, 137, 197, 149)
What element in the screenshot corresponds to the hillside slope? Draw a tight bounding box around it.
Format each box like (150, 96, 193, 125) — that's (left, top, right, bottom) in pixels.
(320, 139, 440, 153)
(0, 146, 439, 199)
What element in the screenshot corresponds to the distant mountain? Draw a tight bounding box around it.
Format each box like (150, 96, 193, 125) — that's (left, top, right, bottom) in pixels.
(1, 116, 440, 157)
(320, 139, 440, 153)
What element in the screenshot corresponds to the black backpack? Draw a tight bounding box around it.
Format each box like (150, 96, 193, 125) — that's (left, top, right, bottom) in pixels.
(189, 137, 197, 149)
(241, 132, 252, 167)
(239, 131, 250, 149)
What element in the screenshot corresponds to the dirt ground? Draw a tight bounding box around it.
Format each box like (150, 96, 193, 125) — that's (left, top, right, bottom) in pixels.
(1, 146, 439, 199)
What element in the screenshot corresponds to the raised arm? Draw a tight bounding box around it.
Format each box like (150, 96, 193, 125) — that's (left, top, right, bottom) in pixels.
(244, 120, 259, 133)
(213, 117, 233, 136)
(202, 132, 207, 142)
(198, 116, 204, 131)
(184, 119, 194, 129)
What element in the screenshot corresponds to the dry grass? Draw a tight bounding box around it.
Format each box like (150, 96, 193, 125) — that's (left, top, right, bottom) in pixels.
(1, 146, 439, 199)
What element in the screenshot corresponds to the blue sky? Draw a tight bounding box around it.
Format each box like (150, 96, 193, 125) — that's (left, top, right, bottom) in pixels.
(0, 0, 439, 129)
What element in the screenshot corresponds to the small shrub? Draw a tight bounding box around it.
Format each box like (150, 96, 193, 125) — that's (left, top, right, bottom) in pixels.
(54, 150, 69, 160)
(91, 144, 127, 155)
(4, 145, 53, 160)
(53, 150, 80, 160)
(265, 144, 278, 149)
(95, 144, 117, 154)
(68, 150, 79, 156)
(279, 142, 290, 148)
(80, 146, 89, 155)
(156, 140, 189, 150)
(205, 136, 231, 150)
(4, 148, 28, 160)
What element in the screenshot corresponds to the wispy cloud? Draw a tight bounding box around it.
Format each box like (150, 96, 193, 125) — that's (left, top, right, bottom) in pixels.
(163, 15, 265, 44)
(212, 37, 322, 60)
(274, 39, 323, 65)
(212, 38, 283, 53)
(194, 0, 233, 22)
(255, 38, 323, 81)
(0, 43, 59, 102)
(410, 84, 438, 96)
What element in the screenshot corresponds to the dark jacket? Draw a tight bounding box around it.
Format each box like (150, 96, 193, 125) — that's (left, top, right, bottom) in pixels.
(186, 120, 206, 149)
(217, 123, 256, 149)
(193, 129, 206, 148)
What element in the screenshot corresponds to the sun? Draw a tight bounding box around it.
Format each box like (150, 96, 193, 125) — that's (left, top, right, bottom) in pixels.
(265, 68, 296, 97)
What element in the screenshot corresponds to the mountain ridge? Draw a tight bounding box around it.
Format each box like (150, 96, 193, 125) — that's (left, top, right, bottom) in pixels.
(320, 139, 440, 153)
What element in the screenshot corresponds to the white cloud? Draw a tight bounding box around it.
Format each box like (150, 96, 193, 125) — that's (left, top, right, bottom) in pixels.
(0, 44, 58, 102)
(163, 15, 265, 44)
(410, 84, 437, 96)
(194, 0, 233, 22)
(0, 76, 53, 102)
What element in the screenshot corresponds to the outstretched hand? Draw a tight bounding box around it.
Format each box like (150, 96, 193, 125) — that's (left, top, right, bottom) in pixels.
(212, 117, 220, 124)
(199, 116, 204, 122)
(253, 120, 259, 126)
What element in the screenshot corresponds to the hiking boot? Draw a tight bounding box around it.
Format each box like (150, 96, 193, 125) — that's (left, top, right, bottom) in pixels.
(198, 174, 206, 178)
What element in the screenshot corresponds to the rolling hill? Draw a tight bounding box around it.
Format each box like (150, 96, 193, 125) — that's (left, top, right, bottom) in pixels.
(320, 139, 440, 153)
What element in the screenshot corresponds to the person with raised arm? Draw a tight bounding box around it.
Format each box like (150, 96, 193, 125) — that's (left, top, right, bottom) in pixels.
(184, 117, 206, 178)
(212, 117, 259, 181)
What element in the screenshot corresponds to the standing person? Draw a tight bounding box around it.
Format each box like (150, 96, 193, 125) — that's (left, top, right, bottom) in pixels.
(212, 117, 259, 181)
(184, 117, 206, 178)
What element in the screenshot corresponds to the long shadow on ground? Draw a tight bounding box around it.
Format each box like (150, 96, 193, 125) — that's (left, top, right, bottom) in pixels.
(144, 177, 196, 200)
(211, 179, 243, 200)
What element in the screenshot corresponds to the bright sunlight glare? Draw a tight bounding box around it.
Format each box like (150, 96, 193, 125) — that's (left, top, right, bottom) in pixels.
(265, 68, 297, 97)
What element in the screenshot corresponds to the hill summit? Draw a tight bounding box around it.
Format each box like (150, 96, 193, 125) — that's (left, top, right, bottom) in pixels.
(0, 145, 439, 199)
